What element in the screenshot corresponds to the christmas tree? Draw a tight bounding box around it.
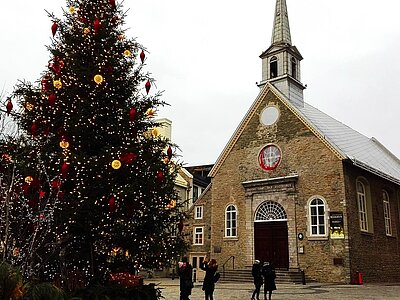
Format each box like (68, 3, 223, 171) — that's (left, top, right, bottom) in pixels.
(1, 0, 187, 288)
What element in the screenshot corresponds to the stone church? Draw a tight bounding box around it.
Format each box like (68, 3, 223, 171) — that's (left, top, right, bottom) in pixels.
(186, 0, 400, 283)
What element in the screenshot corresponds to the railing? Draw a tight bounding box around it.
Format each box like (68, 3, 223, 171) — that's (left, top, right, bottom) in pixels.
(221, 255, 235, 278)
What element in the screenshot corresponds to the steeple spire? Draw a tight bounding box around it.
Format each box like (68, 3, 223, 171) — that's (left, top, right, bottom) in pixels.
(258, 0, 305, 105)
(271, 0, 292, 45)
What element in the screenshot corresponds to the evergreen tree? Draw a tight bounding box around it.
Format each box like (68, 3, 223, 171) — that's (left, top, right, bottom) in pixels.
(1, 0, 188, 287)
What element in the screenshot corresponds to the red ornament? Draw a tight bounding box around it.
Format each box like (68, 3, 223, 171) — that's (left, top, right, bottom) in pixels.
(41, 77, 50, 92)
(39, 191, 46, 199)
(51, 22, 58, 36)
(145, 80, 151, 94)
(120, 152, 137, 164)
(58, 191, 65, 199)
(109, 196, 116, 213)
(50, 57, 64, 75)
(140, 50, 145, 63)
(6, 99, 13, 114)
(51, 178, 61, 189)
(109, 0, 116, 8)
(93, 18, 100, 34)
(129, 107, 136, 121)
(48, 94, 56, 106)
(156, 170, 165, 184)
(31, 122, 38, 136)
(43, 127, 50, 136)
(167, 146, 173, 159)
(61, 162, 69, 178)
(178, 220, 184, 233)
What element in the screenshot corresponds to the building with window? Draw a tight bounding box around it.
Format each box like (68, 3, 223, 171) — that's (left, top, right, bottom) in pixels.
(186, 0, 400, 283)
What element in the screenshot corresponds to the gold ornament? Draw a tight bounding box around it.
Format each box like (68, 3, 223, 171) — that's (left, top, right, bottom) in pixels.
(59, 140, 70, 149)
(25, 176, 33, 184)
(2, 154, 12, 161)
(145, 108, 156, 118)
(69, 6, 76, 14)
(151, 128, 160, 137)
(117, 34, 125, 41)
(111, 160, 122, 169)
(53, 80, 62, 89)
(163, 157, 170, 165)
(25, 103, 34, 111)
(94, 74, 104, 85)
(166, 200, 177, 210)
(84, 27, 90, 34)
(123, 49, 131, 57)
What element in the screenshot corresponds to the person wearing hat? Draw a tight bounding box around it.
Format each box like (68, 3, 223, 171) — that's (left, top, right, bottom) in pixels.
(251, 259, 263, 300)
(261, 262, 276, 300)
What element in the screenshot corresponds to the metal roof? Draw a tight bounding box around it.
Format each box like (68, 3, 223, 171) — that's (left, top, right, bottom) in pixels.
(292, 100, 400, 184)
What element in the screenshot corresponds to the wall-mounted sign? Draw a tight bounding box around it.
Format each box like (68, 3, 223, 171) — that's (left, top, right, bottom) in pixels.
(330, 212, 344, 239)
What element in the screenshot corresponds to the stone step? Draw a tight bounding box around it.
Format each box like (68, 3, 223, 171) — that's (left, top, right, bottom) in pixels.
(219, 269, 306, 284)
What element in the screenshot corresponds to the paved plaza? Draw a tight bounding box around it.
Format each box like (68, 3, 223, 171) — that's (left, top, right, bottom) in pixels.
(145, 278, 400, 299)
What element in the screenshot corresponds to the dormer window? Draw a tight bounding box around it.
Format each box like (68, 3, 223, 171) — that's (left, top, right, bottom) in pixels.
(270, 56, 278, 79)
(291, 57, 297, 79)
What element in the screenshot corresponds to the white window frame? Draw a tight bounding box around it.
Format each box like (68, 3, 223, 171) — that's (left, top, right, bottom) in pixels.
(309, 198, 326, 237)
(194, 206, 203, 220)
(225, 205, 237, 238)
(357, 180, 368, 232)
(383, 190, 392, 236)
(193, 226, 204, 245)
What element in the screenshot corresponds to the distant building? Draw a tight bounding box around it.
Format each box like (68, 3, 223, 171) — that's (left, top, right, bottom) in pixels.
(185, 0, 400, 283)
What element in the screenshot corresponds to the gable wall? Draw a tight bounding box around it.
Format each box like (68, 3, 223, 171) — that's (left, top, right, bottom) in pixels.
(209, 90, 351, 282)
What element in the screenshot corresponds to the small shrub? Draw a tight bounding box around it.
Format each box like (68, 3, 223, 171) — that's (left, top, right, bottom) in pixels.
(22, 282, 65, 300)
(0, 262, 24, 300)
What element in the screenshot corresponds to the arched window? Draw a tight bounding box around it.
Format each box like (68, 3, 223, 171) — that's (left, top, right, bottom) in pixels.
(309, 198, 326, 236)
(255, 201, 287, 221)
(291, 57, 297, 79)
(225, 205, 237, 237)
(270, 56, 278, 79)
(383, 190, 392, 236)
(357, 180, 368, 231)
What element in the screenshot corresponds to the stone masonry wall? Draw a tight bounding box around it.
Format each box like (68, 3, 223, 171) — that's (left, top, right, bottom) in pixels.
(210, 89, 351, 283)
(343, 164, 400, 282)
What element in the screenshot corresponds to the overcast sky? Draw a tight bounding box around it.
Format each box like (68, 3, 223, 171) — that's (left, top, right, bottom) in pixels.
(1, 0, 399, 166)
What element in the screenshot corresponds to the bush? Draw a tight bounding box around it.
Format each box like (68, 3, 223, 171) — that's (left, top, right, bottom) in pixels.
(22, 282, 65, 300)
(0, 262, 24, 300)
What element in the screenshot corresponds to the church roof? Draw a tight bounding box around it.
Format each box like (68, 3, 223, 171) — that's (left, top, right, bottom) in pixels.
(292, 93, 400, 184)
(209, 83, 400, 185)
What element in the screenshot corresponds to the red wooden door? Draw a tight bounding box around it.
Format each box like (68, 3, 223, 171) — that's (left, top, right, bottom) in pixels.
(254, 221, 289, 269)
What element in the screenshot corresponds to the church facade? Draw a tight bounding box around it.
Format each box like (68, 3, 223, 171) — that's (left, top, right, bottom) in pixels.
(187, 0, 400, 283)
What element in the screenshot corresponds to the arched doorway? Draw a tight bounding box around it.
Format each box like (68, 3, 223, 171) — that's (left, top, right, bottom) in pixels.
(254, 201, 289, 269)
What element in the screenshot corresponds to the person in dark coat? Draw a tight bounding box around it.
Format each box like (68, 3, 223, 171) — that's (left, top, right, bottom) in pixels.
(251, 259, 263, 300)
(261, 262, 276, 300)
(178, 257, 193, 300)
(200, 258, 218, 300)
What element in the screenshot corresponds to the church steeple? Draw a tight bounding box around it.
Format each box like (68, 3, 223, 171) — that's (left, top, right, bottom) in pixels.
(259, 0, 305, 105)
(271, 0, 292, 46)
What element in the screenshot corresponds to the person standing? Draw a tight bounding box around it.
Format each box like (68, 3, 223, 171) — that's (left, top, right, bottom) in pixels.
(251, 259, 263, 300)
(200, 258, 218, 300)
(178, 257, 193, 300)
(261, 262, 276, 300)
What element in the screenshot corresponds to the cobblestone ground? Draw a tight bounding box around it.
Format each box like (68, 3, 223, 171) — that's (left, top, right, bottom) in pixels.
(145, 278, 400, 300)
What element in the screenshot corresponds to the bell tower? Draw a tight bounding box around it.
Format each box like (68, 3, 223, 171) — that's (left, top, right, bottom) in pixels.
(259, 0, 305, 105)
